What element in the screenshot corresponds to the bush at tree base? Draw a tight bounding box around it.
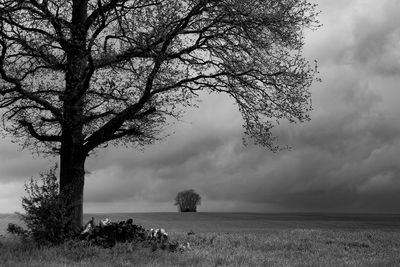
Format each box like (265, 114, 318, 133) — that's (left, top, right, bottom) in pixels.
(7, 164, 76, 246)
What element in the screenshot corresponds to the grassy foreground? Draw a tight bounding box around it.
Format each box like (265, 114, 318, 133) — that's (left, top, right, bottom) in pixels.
(1, 213, 400, 266)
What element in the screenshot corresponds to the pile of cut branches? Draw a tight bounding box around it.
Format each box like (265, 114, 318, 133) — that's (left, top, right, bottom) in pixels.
(80, 218, 188, 252)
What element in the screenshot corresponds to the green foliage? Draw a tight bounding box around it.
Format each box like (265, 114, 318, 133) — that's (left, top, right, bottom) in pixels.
(7, 165, 76, 246)
(174, 189, 201, 212)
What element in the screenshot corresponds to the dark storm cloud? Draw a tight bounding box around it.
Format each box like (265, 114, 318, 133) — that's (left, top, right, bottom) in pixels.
(82, 0, 400, 213)
(350, 1, 400, 76)
(2, 0, 400, 213)
(0, 138, 51, 183)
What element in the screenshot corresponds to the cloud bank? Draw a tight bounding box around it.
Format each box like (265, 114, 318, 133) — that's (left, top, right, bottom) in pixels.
(1, 0, 400, 213)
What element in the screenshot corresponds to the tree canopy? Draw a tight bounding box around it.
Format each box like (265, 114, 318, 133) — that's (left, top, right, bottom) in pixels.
(0, 0, 319, 153)
(0, 0, 319, 230)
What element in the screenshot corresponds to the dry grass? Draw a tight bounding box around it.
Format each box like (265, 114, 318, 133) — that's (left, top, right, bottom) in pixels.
(1, 213, 400, 266)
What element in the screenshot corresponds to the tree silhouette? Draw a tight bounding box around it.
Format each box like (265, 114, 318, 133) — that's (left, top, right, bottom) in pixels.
(175, 189, 201, 212)
(0, 0, 319, 231)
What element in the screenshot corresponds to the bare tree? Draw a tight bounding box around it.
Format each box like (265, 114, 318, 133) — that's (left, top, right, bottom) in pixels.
(175, 189, 201, 212)
(0, 0, 319, 231)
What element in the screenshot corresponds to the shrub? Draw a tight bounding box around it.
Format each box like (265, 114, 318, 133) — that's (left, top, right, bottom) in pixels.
(6, 223, 29, 239)
(174, 189, 201, 212)
(7, 164, 76, 246)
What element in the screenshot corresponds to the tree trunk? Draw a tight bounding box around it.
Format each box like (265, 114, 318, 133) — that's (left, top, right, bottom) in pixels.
(59, 71, 87, 231)
(60, 54, 87, 231)
(59, 137, 86, 232)
(60, 46, 88, 232)
(59, 0, 89, 232)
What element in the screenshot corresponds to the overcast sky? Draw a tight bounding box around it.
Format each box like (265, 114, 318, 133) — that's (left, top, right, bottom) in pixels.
(1, 0, 400, 213)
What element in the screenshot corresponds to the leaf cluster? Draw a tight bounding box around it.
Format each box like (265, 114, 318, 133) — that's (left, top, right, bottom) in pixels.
(7, 164, 76, 246)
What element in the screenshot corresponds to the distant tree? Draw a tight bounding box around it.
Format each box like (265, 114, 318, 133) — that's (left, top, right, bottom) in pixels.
(0, 0, 319, 231)
(175, 189, 201, 212)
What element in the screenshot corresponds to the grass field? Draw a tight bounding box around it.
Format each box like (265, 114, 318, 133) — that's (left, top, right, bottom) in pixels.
(1, 213, 400, 266)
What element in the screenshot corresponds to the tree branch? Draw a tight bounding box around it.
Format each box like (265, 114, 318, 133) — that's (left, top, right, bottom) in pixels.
(27, 0, 70, 48)
(93, 46, 157, 69)
(18, 120, 61, 142)
(83, 106, 156, 153)
(85, 0, 123, 30)
(0, 40, 63, 120)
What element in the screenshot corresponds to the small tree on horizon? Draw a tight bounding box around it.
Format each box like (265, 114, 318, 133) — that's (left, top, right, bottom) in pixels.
(0, 0, 319, 231)
(175, 189, 201, 212)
